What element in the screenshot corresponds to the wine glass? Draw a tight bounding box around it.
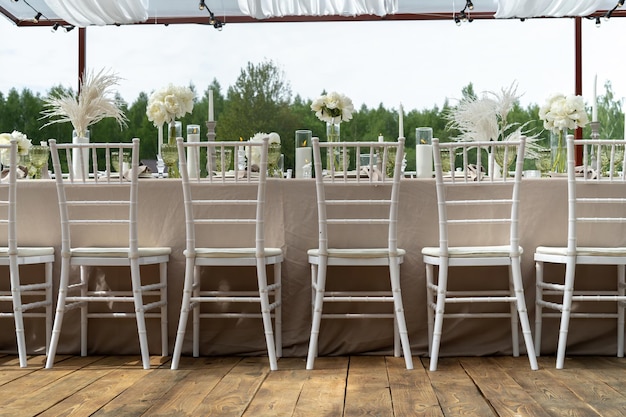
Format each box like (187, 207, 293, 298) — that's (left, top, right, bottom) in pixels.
(29, 146, 49, 179)
(161, 144, 180, 178)
(111, 151, 130, 174)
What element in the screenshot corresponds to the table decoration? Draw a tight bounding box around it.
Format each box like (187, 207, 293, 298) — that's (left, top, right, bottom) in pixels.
(40, 68, 127, 179)
(311, 91, 354, 171)
(539, 93, 589, 174)
(146, 84, 195, 148)
(0, 130, 32, 168)
(295, 130, 312, 178)
(247, 132, 280, 174)
(161, 143, 180, 178)
(415, 127, 433, 178)
(186, 124, 201, 178)
(446, 82, 541, 177)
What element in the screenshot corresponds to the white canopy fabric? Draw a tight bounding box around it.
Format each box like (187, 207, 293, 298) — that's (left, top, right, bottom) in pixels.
(43, 0, 149, 26)
(238, 0, 398, 19)
(495, 0, 604, 18)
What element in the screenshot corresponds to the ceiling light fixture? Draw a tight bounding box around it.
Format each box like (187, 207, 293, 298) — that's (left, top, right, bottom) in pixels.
(199, 0, 225, 30)
(32, 12, 42, 23)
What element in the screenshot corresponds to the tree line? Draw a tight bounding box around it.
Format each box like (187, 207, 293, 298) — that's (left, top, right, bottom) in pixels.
(0, 60, 622, 172)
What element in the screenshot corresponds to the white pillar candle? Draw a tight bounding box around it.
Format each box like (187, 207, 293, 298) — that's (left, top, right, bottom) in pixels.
(295, 147, 312, 178)
(415, 144, 433, 178)
(187, 125, 201, 178)
(208, 89, 214, 122)
(592, 74, 598, 122)
(378, 134, 384, 143)
(398, 103, 404, 138)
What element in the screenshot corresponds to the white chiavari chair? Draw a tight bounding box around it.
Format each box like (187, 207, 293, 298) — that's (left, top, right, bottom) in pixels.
(306, 137, 413, 370)
(423, 137, 538, 371)
(535, 135, 626, 368)
(170, 137, 282, 371)
(45, 138, 170, 370)
(0, 139, 54, 367)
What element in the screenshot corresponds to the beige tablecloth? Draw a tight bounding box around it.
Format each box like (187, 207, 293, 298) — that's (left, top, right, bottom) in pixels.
(3, 177, 625, 359)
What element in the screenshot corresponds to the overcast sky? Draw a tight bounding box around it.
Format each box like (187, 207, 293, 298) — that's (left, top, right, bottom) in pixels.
(0, 15, 624, 114)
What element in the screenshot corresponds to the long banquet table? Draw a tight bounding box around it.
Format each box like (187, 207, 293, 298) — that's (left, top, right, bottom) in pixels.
(3, 177, 625, 360)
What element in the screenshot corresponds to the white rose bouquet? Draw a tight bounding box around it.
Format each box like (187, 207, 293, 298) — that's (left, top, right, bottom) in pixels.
(146, 84, 195, 143)
(0, 130, 32, 166)
(539, 93, 589, 173)
(310, 91, 354, 124)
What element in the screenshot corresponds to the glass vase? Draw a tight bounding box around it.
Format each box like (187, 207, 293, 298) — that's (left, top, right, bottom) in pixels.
(161, 143, 180, 178)
(72, 129, 90, 179)
(267, 143, 282, 178)
(550, 128, 567, 174)
(168, 120, 182, 145)
(326, 122, 343, 171)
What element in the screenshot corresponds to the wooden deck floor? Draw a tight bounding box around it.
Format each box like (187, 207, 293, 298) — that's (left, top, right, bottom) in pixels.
(0, 354, 625, 416)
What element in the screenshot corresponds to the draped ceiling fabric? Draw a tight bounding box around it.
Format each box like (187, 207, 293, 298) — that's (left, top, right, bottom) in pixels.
(43, 0, 149, 27)
(238, 0, 398, 19)
(495, 0, 604, 18)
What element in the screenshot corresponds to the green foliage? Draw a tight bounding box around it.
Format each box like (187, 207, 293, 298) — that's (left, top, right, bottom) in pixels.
(2, 65, 624, 172)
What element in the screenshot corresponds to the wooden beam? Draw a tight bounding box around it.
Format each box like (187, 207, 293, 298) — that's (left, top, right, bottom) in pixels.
(78, 27, 86, 93)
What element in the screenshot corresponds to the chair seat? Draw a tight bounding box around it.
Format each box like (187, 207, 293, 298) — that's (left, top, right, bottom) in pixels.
(307, 248, 406, 259)
(0, 246, 55, 257)
(71, 247, 172, 257)
(422, 245, 523, 258)
(191, 247, 283, 258)
(536, 246, 626, 257)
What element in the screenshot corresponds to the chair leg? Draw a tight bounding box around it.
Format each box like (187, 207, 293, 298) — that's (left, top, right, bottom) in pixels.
(425, 263, 434, 355)
(46, 257, 71, 369)
(556, 258, 576, 369)
(171, 257, 196, 370)
(130, 260, 150, 370)
(80, 266, 88, 357)
(307, 258, 327, 370)
(45, 261, 53, 355)
(256, 258, 278, 371)
(618, 264, 625, 358)
(508, 266, 520, 357)
(429, 258, 449, 372)
(10, 261, 27, 368)
(192, 264, 200, 358)
(159, 262, 168, 357)
(511, 257, 538, 370)
(273, 261, 282, 359)
(389, 257, 413, 370)
(534, 260, 544, 356)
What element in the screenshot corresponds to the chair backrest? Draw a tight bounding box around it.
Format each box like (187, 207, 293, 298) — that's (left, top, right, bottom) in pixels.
(566, 135, 626, 249)
(176, 137, 269, 252)
(311, 137, 406, 252)
(0, 140, 18, 253)
(48, 138, 140, 252)
(431, 136, 527, 252)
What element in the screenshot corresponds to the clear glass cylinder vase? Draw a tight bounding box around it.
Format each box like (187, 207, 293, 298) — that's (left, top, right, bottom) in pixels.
(550, 128, 567, 174)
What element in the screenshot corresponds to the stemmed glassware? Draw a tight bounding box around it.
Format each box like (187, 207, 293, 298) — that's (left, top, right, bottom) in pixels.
(161, 144, 180, 178)
(28, 145, 49, 179)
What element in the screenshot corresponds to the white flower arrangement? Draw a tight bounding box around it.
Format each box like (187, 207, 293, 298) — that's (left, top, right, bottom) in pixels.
(311, 91, 354, 124)
(446, 82, 541, 159)
(146, 84, 195, 127)
(40, 68, 127, 138)
(246, 132, 280, 167)
(0, 130, 32, 165)
(538, 93, 589, 132)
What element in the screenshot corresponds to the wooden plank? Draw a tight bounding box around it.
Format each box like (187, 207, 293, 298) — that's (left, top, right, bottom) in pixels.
(292, 356, 348, 417)
(542, 357, 626, 417)
(461, 357, 557, 417)
(36, 356, 161, 417)
(89, 362, 192, 417)
(386, 357, 444, 417)
(145, 357, 242, 416)
(498, 356, 604, 417)
(243, 358, 309, 416)
(344, 356, 393, 417)
(0, 354, 46, 386)
(189, 357, 271, 416)
(427, 358, 498, 417)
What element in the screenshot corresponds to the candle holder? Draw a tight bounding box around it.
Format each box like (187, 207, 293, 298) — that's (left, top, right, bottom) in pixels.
(415, 127, 433, 178)
(206, 121, 216, 172)
(589, 121, 600, 171)
(187, 124, 201, 178)
(295, 130, 312, 178)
